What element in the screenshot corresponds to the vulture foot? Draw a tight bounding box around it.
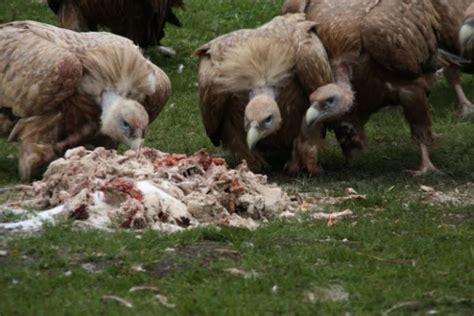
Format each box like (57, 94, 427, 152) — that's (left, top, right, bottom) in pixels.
(18, 143, 57, 180)
(243, 152, 270, 174)
(285, 138, 322, 176)
(455, 100, 474, 120)
(284, 160, 323, 177)
(405, 165, 440, 177)
(405, 144, 439, 176)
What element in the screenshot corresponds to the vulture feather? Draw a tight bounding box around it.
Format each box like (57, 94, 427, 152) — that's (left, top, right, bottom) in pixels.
(195, 14, 352, 175)
(0, 21, 171, 179)
(283, 0, 442, 175)
(47, 0, 184, 48)
(432, 0, 474, 118)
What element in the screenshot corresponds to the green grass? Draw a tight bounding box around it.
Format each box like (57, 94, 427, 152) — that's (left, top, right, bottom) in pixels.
(1, 0, 474, 314)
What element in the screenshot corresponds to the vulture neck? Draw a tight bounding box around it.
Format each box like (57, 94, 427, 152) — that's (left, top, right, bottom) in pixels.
(249, 86, 276, 100)
(100, 91, 123, 121)
(100, 91, 123, 116)
(331, 62, 355, 105)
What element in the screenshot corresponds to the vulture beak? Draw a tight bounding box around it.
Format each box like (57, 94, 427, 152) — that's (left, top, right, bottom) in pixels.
(247, 126, 260, 151)
(129, 138, 144, 151)
(305, 103, 322, 127)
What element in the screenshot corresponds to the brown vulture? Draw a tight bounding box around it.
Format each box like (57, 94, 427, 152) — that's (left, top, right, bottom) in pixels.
(283, 0, 442, 175)
(194, 14, 352, 175)
(433, 0, 474, 118)
(0, 21, 171, 179)
(47, 0, 184, 48)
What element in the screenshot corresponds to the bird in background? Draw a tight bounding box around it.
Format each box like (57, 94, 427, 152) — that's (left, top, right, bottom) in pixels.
(47, 0, 184, 54)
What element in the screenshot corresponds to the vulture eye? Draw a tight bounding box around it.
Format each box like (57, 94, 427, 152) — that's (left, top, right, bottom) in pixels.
(121, 120, 130, 130)
(263, 115, 273, 129)
(324, 97, 336, 109)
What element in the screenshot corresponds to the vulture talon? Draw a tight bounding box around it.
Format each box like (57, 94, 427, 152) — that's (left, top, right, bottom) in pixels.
(456, 102, 474, 120)
(405, 166, 441, 177)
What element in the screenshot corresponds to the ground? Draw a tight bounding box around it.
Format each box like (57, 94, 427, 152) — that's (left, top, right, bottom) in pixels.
(0, 0, 473, 315)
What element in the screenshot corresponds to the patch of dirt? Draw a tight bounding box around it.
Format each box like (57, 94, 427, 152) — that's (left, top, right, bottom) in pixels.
(146, 240, 240, 278)
(443, 210, 474, 225)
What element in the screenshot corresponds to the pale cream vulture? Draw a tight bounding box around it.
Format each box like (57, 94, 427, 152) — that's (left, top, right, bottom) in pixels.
(0, 21, 171, 179)
(283, 0, 441, 175)
(47, 0, 184, 48)
(195, 14, 352, 175)
(433, 0, 474, 118)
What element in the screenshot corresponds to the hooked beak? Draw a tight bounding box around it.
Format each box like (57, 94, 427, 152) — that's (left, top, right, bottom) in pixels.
(129, 138, 144, 151)
(247, 126, 260, 151)
(305, 104, 322, 127)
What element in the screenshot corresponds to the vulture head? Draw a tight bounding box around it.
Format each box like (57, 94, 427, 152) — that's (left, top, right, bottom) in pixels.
(100, 95, 149, 150)
(460, 6, 474, 59)
(305, 83, 353, 127)
(244, 95, 282, 150)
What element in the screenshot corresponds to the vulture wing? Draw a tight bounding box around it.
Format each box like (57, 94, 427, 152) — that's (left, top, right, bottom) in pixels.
(294, 25, 333, 94)
(283, 0, 380, 61)
(142, 66, 172, 122)
(0, 21, 82, 119)
(360, 0, 440, 77)
(285, 0, 440, 77)
(195, 27, 273, 146)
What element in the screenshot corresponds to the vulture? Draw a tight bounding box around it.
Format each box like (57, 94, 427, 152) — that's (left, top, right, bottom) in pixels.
(0, 21, 171, 180)
(47, 0, 184, 48)
(282, 0, 442, 175)
(460, 3, 474, 59)
(194, 14, 352, 175)
(433, 0, 474, 118)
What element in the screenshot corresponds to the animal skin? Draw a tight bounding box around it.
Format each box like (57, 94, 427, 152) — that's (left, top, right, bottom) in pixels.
(47, 0, 184, 48)
(195, 14, 353, 175)
(0, 21, 171, 179)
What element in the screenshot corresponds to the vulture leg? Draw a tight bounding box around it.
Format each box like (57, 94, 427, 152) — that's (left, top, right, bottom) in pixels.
(57, 0, 89, 31)
(0, 114, 14, 137)
(443, 65, 474, 118)
(333, 116, 367, 162)
(18, 143, 56, 180)
(285, 122, 324, 176)
(400, 83, 438, 175)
